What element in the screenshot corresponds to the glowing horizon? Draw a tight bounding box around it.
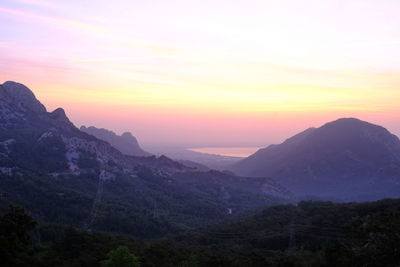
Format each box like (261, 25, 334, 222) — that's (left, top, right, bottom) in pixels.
(1, 0, 399, 147)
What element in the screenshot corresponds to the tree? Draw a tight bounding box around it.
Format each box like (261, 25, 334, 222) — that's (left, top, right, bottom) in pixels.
(0, 205, 39, 266)
(181, 254, 200, 267)
(101, 246, 140, 267)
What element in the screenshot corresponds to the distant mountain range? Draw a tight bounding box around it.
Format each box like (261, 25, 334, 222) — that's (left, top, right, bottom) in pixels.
(0, 81, 291, 237)
(231, 118, 400, 201)
(146, 146, 241, 170)
(79, 126, 216, 171)
(2, 79, 399, 237)
(80, 126, 151, 157)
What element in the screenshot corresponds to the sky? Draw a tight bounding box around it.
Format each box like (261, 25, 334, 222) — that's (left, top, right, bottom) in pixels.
(0, 0, 399, 148)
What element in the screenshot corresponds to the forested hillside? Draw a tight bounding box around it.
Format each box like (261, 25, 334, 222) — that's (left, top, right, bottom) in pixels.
(2, 199, 400, 266)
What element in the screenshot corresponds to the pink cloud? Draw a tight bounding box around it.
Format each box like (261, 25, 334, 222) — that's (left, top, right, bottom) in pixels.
(13, 0, 59, 9)
(0, 6, 104, 33)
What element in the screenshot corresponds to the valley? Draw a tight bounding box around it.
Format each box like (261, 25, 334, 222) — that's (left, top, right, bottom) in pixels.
(0, 81, 399, 266)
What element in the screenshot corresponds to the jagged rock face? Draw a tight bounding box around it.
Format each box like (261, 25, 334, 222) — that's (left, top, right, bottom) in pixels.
(50, 108, 69, 122)
(121, 132, 136, 141)
(0, 81, 43, 126)
(0, 81, 185, 176)
(0, 81, 77, 132)
(231, 118, 400, 200)
(0, 81, 46, 113)
(80, 126, 150, 157)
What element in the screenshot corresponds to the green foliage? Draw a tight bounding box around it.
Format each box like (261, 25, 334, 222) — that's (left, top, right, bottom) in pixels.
(101, 246, 140, 267)
(327, 209, 400, 267)
(170, 199, 400, 266)
(1, 199, 400, 267)
(0, 173, 94, 226)
(0, 165, 288, 239)
(0, 205, 39, 266)
(180, 254, 200, 267)
(2, 181, 400, 267)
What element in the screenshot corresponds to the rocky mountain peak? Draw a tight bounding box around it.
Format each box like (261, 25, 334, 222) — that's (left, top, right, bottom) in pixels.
(51, 108, 67, 120)
(0, 81, 47, 113)
(307, 117, 400, 149)
(121, 132, 135, 139)
(231, 118, 400, 200)
(50, 107, 75, 127)
(80, 126, 150, 157)
(320, 117, 382, 132)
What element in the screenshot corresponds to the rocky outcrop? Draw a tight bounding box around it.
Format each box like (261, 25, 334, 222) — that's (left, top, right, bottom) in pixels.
(0, 81, 187, 176)
(0, 81, 46, 113)
(80, 126, 150, 157)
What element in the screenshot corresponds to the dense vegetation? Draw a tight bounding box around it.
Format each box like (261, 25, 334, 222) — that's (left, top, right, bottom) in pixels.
(0, 121, 289, 241)
(0, 128, 68, 172)
(1, 199, 400, 266)
(0, 169, 285, 239)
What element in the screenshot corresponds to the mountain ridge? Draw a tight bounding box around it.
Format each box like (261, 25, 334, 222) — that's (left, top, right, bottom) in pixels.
(80, 125, 151, 157)
(0, 81, 292, 237)
(0, 81, 191, 175)
(231, 118, 400, 200)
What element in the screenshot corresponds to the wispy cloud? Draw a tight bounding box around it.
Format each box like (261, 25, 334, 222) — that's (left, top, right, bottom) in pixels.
(12, 0, 59, 9)
(344, 40, 400, 48)
(0, 6, 105, 34)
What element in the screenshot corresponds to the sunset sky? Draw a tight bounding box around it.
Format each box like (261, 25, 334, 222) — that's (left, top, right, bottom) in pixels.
(1, 0, 399, 148)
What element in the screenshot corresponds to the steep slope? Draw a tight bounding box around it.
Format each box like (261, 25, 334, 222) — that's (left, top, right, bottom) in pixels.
(80, 126, 151, 157)
(146, 146, 241, 170)
(0, 81, 187, 175)
(176, 159, 210, 171)
(0, 81, 292, 237)
(231, 118, 400, 200)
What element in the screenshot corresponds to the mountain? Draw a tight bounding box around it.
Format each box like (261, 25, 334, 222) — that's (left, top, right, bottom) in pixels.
(146, 146, 242, 170)
(0, 81, 292, 237)
(231, 118, 400, 200)
(0, 81, 187, 175)
(176, 159, 210, 171)
(80, 126, 150, 157)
